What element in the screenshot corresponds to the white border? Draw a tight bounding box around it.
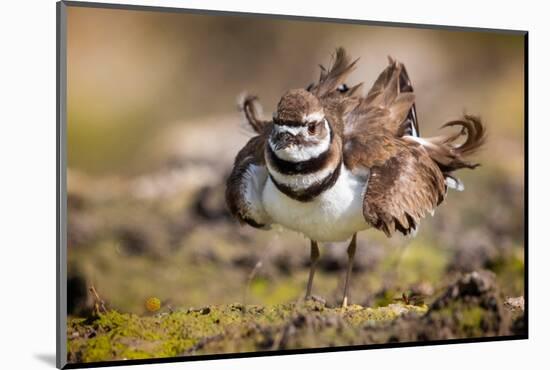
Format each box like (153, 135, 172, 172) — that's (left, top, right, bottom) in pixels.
(1, 0, 545, 369)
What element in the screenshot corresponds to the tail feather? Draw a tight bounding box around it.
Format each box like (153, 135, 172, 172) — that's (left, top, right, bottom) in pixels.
(238, 94, 269, 134)
(404, 115, 486, 189)
(440, 116, 486, 157)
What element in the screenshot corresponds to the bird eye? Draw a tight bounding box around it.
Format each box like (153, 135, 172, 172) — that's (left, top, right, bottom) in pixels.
(308, 122, 317, 135)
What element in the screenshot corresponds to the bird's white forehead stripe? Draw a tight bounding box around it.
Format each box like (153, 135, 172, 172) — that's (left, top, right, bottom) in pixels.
(303, 111, 325, 123)
(274, 125, 307, 136)
(273, 117, 328, 137)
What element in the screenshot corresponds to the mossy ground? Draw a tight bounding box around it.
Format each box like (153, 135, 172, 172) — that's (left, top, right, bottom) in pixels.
(67, 270, 524, 365)
(68, 301, 427, 363)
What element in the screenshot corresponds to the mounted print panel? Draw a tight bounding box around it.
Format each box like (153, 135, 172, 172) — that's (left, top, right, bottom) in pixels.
(57, 1, 527, 368)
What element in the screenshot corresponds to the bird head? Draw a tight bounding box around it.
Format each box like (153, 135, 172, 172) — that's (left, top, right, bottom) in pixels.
(269, 89, 332, 162)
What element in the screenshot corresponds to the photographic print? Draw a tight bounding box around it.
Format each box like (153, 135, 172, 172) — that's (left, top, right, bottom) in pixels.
(57, 1, 527, 368)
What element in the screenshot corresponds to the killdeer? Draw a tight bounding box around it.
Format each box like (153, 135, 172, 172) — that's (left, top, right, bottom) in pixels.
(226, 48, 486, 307)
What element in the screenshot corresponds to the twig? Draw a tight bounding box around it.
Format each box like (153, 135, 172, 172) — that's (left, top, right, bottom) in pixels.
(89, 285, 108, 315)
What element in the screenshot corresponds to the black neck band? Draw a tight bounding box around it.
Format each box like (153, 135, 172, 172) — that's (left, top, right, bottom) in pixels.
(269, 159, 343, 202)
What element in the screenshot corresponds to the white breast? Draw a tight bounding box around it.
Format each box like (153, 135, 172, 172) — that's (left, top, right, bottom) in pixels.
(261, 166, 369, 242)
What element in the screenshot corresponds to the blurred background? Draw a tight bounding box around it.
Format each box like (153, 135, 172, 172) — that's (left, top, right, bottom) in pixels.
(66, 6, 524, 316)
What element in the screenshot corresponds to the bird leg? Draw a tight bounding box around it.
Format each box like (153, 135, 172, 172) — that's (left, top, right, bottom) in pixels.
(305, 240, 320, 299)
(342, 233, 357, 308)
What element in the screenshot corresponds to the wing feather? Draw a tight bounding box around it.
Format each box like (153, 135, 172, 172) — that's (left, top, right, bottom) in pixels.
(340, 55, 448, 236)
(345, 57, 419, 137)
(308, 48, 361, 99)
(345, 133, 446, 237)
(225, 134, 272, 228)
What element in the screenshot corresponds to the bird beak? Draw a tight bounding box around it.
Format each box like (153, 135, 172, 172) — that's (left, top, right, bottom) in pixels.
(273, 132, 297, 151)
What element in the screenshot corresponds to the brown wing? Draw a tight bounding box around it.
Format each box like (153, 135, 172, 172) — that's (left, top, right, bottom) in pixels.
(345, 132, 446, 237)
(341, 54, 484, 236)
(345, 57, 418, 138)
(225, 132, 272, 228)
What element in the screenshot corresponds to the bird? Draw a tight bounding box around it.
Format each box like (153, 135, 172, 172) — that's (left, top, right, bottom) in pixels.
(225, 47, 486, 308)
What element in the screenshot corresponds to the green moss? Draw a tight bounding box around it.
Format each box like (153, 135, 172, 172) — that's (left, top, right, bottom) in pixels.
(81, 335, 113, 363)
(67, 302, 429, 363)
(346, 303, 427, 326)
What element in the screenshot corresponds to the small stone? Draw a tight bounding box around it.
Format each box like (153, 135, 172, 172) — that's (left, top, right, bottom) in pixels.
(504, 296, 524, 312)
